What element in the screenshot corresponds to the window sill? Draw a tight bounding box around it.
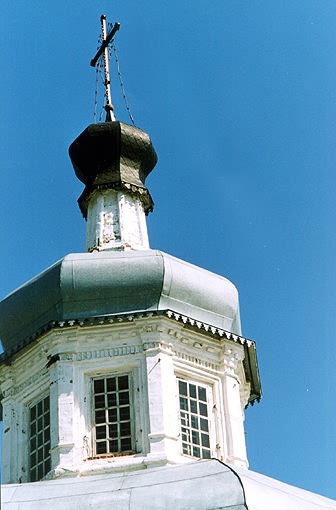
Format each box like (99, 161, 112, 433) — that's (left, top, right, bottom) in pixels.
(85, 451, 135, 461)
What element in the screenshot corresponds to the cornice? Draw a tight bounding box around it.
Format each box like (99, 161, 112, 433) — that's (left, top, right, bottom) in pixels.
(1, 310, 252, 358)
(0, 309, 261, 405)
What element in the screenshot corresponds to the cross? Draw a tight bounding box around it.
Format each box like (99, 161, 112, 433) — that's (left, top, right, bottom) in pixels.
(90, 15, 121, 122)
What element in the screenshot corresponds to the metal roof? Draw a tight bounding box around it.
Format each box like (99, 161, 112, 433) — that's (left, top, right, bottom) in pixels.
(69, 121, 157, 217)
(2, 459, 335, 510)
(0, 250, 241, 358)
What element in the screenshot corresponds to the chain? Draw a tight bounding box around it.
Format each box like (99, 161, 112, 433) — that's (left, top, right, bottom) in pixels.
(93, 64, 99, 123)
(111, 42, 135, 125)
(92, 25, 135, 125)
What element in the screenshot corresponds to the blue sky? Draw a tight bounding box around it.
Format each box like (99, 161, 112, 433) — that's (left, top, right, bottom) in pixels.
(1, 0, 336, 499)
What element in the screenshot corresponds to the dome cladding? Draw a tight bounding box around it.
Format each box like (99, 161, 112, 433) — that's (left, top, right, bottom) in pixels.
(0, 250, 241, 359)
(69, 121, 158, 217)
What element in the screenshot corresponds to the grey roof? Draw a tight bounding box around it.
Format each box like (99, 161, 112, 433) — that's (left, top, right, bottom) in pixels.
(234, 465, 336, 510)
(2, 459, 336, 510)
(0, 250, 241, 358)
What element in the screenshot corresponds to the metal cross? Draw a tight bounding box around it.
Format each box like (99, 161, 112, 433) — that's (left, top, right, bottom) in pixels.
(90, 15, 120, 122)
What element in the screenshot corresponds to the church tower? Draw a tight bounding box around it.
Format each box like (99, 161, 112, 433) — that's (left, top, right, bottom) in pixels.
(0, 16, 261, 485)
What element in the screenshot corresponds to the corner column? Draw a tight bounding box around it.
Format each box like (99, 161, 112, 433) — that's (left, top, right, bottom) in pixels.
(49, 355, 76, 476)
(139, 324, 179, 465)
(221, 343, 248, 468)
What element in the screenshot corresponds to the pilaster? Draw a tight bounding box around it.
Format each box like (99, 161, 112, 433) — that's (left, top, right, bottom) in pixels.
(49, 358, 76, 476)
(1, 373, 17, 483)
(221, 343, 248, 468)
(139, 326, 180, 464)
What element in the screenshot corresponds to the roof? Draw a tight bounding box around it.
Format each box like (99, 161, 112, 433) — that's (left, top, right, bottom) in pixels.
(0, 250, 242, 358)
(69, 121, 158, 217)
(2, 459, 335, 510)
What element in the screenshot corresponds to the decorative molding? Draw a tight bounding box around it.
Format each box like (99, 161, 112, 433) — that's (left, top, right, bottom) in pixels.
(75, 345, 143, 361)
(142, 341, 174, 354)
(1, 310, 253, 354)
(6, 368, 48, 398)
(1, 309, 260, 405)
(174, 350, 220, 372)
(222, 363, 241, 383)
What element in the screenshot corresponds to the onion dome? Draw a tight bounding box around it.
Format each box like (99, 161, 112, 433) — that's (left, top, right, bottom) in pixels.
(69, 121, 158, 218)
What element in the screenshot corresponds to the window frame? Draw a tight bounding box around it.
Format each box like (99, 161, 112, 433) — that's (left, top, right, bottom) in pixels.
(28, 393, 51, 482)
(90, 371, 137, 458)
(177, 375, 216, 460)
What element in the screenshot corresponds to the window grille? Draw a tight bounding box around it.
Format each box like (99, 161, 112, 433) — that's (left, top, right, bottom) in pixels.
(93, 374, 133, 456)
(29, 396, 51, 481)
(178, 379, 211, 459)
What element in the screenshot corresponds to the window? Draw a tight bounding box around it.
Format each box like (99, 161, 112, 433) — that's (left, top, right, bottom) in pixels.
(93, 374, 133, 456)
(178, 379, 211, 459)
(29, 396, 51, 481)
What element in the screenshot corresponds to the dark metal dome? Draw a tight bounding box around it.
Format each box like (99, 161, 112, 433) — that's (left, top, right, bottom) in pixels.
(69, 121, 158, 218)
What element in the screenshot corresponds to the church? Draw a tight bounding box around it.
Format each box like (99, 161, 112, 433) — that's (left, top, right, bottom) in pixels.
(1, 16, 335, 510)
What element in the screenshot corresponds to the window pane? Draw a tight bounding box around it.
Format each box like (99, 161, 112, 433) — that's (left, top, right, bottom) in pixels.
(30, 422, 36, 436)
(95, 410, 105, 424)
(94, 379, 105, 393)
(43, 397, 50, 412)
(202, 449, 211, 459)
(198, 386, 206, 402)
(190, 415, 198, 429)
(95, 394, 105, 409)
(179, 381, 188, 396)
(44, 427, 50, 442)
(107, 393, 117, 407)
(183, 444, 192, 455)
(109, 423, 118, 438)
(38, 448, 43, 462)
(178, 380, 211, 461)
(119, 391, 129, 405)
(30, 437, 36, 451)
(108, 408, 117, 423)
(120, 421, 131, 436)
(201, 433, 210, 448)
(93, 375, 133, 457)
(119, 406, 130, 421)
(181, 413, 189, 427)
(182, 431, 189, 442)
(106, 378, 116, 392)
(109, 439, 119, 453)
(45, 457, 51, 473)
(38, 432, 43, 447)
(190, 400, 197, 413)
(120, 437, 132, 451)
(29, 396, 51, 481)
(192, 430, 200, 445)
(118, 376, 129, 391)
(38, 464, 44, 480)
(193, 446, 201, 458)
(30, 452, 36, 466)
(189, 384, 197, 399)
(96, 426, 106, 439)
(179, 397, 188, 411)
(96, 442, 107, 454)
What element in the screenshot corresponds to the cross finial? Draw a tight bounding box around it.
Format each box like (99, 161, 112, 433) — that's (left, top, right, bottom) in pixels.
(90, 15, 120, 122)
